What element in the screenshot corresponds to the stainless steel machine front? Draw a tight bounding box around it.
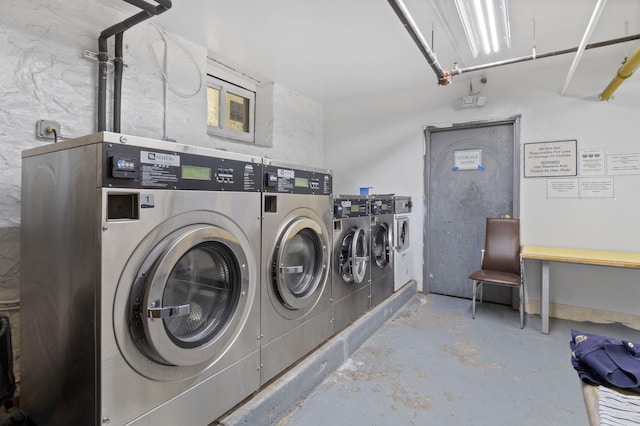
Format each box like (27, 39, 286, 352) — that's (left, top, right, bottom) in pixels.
(394, 196, 414, 291)
(331, 195, 371, 334)
(370, 195, 395, 307)
(21, 132, 262, 425)
(260, 159, 333, 385)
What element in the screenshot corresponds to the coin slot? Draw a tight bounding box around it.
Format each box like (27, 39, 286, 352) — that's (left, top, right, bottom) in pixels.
(107, 193, 140, 220)
(264, 195, 277, 213)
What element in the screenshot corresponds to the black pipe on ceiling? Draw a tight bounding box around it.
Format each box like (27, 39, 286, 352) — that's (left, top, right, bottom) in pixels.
(97, 0, 172, 133)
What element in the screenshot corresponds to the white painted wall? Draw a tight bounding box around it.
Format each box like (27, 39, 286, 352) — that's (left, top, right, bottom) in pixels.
(324, 57, 640, 320)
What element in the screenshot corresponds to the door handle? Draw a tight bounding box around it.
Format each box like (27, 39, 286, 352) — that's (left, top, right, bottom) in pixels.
(148, 303, 191, 319)
(280, 265, 304, 274)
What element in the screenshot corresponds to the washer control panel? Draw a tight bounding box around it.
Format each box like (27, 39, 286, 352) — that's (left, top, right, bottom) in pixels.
(102, 143, 261, 192)
(333, 197, 369, 218)
(393, 196, 412, 214)
(263, 164, 332, 195)
(370, 197, 394, 215)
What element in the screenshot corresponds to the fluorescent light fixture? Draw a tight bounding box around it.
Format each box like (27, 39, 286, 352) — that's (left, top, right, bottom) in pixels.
(454, 0, 511, 57)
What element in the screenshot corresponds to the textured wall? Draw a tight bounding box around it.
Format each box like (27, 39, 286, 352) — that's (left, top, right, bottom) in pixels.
(1, 0, 324, 393)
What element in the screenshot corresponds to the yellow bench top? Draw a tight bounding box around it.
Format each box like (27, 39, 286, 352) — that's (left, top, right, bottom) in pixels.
(521, 245, 640, 269)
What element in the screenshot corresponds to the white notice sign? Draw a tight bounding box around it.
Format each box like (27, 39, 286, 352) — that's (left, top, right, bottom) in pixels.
(524, 140, 577, 177)
(579, 177, 614, 198)
(607, 154, 640, 176)
(547, 178, 579, 198)
(453, 149, 483, 171)
(579, 149, 605, 176)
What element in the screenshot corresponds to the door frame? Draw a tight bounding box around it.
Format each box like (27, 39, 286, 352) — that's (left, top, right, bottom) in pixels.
(422, 115, 521, 294)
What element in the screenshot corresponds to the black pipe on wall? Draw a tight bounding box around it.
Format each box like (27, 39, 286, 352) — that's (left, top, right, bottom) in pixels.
(113, 33, 124, 133)
(97, 0, 172, 132)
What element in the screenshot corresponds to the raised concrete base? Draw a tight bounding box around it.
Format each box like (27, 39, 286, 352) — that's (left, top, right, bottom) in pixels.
(217, 281, 417, 426)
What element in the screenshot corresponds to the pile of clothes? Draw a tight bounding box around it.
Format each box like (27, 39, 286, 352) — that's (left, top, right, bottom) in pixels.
(570, 329, 640, 425)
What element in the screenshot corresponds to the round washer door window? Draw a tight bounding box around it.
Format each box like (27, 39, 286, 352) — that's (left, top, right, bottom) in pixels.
(339, 227, 368, 284)
(161, 242, 236, 348)
(373, 223, 390, 269)
(274, 217, 329, 310)
(132, 225, 249, 367)
(398, 220, 409, 251)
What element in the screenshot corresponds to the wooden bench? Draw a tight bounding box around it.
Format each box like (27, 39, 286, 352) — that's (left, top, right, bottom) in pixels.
(520, 245, 640, 334)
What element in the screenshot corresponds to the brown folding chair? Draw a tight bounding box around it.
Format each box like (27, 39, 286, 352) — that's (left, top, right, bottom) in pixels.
(469, 218, 524, 328)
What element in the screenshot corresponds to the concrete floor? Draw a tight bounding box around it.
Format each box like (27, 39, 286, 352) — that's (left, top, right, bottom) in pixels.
(274, 293, 640, 426)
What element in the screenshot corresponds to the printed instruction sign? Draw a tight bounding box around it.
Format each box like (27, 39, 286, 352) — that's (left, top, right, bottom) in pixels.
(579, 149, 606, 176)
(547, 178, 579, 198)
(524, 140, 577, 177)
(607, 154, 640, 176)
(579, 177, 614, 198)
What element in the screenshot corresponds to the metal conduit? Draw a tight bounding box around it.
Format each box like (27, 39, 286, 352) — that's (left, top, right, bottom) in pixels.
(387, 0, 451, 85)
(387, 0, 640, 90)
(97, 0, 172, 132)
(560, 0, 608, 96)
(600, 47, 640, 100)
(455, 34, 640, 74)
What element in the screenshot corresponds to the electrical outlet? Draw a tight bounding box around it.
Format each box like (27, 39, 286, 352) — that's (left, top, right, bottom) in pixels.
(462, 96, 476, 106)
(35, 120, 61, 140)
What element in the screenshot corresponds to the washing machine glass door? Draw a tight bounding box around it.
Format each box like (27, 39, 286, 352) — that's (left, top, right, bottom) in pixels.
(372, 223, 390, 269)
(339, 227, 368, 284)
(134, 225, 248, 367)
(398, 219, 409, 251)
(274, 217, 329, 310)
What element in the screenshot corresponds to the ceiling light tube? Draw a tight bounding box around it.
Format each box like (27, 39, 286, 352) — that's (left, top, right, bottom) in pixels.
(455, 0, 479, 57)
(454, 0, 511, 57)
(486, 0, 500, 52)
(473, 0, 492, 55)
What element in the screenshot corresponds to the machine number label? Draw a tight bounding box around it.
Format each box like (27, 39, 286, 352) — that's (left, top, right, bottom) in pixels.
(141, 194, 155, 208)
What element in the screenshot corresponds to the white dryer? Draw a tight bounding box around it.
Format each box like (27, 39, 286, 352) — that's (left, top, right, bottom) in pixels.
(370, 195, 395, 307)
(260, 159, 333, 385)
(393, 196, 414, 291)
(21, 133, 262, 425)
(332, 195, 371, 335)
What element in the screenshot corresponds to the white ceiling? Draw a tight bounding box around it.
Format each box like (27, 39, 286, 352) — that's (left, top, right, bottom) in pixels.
(147, 0, 640, 103)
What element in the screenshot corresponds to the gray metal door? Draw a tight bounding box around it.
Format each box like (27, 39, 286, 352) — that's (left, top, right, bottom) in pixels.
(425, 120, 519, 302)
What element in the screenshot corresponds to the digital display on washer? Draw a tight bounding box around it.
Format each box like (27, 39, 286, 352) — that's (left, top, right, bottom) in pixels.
(351, 205, 360, 213)
(294, 177, 309, 188)
(182, 165, 211, 181)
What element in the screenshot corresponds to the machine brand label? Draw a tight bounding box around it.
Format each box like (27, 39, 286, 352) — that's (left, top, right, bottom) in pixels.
(140, 150, 180, 167)
(277, 168, 295, 179)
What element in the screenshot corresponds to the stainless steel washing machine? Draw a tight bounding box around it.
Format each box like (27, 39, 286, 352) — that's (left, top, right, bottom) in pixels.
(370, 195, 395, 308)
(331, 195, 371, 335)
(260, 159, 333, 385)
(394, 196, 414, 291)
(21, 133, 262, 426)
